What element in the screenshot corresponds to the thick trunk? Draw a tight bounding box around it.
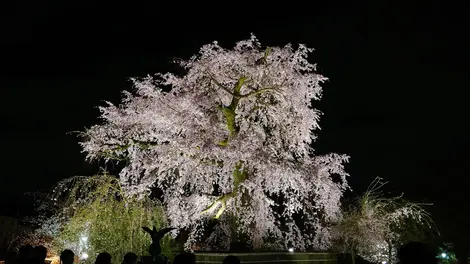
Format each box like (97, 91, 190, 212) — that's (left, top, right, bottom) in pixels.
(350, 247, 356, 264)
(201, 77, 249, 219)
(202, 71, 277, 219)
(387, 240, 393, 263)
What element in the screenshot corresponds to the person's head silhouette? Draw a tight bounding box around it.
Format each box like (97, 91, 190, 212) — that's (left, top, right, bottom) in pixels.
(33, 246, 48, 263)
(223, 255, 240, 264)
(173, 252, 195, 264)
(19, 245, 34, 260)
(95, 252, 112, 264)
(123, 252, 138, 264)
(398, 242, 437, 264)
(60, 250, 75, 264)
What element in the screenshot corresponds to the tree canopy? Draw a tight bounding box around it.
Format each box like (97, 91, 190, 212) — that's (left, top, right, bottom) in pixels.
(80, 35, 349, 250)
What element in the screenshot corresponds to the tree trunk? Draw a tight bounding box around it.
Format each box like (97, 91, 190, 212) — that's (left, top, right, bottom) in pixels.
(350, 247, 356, 264)
(387, 240, 393, 263)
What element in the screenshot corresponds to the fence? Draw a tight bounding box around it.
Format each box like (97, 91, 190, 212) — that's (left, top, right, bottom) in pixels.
(195, 252, 338, 264)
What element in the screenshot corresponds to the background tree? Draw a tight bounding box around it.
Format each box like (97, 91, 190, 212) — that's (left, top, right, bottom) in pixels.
(52, 174, 173, 263)
(332, 178, 436, 264)
(79, 35, 350, 250)
(15, 174, 172, 263)
(12, 192, 63, 256)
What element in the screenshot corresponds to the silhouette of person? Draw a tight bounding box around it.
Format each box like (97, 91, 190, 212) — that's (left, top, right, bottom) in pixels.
(95, 252, 112, 264)
(172, 252, 195, 264)
(18, 245, 34, 264)
(32, 246, 47, 264)
(398, 242, 437, 264)
(60, 250, 75, 264)
(222, 255, 240, 264)
(122, 253, 138, 264)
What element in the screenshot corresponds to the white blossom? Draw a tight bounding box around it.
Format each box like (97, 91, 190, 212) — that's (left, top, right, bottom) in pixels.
(80, 35, 349, 250)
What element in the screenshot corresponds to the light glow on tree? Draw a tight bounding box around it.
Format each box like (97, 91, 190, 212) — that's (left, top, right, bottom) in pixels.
(80, 34, 349, 250)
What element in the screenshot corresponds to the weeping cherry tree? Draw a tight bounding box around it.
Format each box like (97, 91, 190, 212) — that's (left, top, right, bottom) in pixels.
(79, 35, 350, 250)
(331, 178, 436, 264)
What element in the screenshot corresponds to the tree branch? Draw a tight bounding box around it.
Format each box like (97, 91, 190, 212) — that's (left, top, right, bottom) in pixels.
(207, 73, 240, 98)
(201, 192, 236, 219)
(239, 86, 282, 98)
(201, 162, 247, 219)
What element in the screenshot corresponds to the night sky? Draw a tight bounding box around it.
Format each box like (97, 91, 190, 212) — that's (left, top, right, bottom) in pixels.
(1, 0, 468, 252)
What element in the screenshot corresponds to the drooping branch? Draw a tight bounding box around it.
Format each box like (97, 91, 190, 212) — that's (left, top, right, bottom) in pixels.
(106, 139, 161, 150)
(91, 139, 161, 160)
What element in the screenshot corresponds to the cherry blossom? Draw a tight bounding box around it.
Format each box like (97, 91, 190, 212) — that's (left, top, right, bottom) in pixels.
(80, 34, 349, 250)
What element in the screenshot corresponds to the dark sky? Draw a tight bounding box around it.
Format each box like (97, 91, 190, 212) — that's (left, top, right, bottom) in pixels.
(1, 0, 468, 248)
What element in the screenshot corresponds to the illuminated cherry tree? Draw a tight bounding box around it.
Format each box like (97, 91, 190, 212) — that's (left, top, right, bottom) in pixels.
(80, 35, 349, 250)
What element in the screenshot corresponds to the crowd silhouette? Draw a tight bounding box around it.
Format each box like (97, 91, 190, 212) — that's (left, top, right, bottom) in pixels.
(5, 241, 439, 264)
(6, 245, 244, 264)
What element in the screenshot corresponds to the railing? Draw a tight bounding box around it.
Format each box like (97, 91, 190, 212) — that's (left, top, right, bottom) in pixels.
(194, 252, 338, 264)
